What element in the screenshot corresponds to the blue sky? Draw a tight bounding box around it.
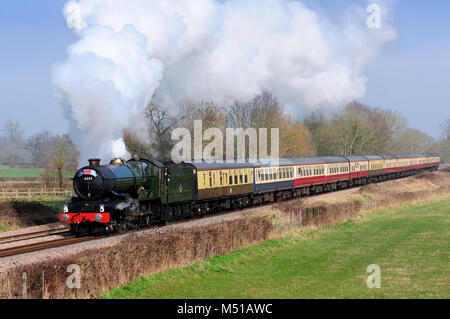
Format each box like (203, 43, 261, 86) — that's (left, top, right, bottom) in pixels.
(0, 0, 449, 139)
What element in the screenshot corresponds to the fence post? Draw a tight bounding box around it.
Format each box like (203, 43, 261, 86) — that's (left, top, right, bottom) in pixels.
(7, 279, 12, 299)
(42, 271, 45, 299)
(22, 273, 27, 299)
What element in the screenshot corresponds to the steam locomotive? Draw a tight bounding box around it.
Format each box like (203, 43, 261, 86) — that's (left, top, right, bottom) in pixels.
(60, 154, 440, 235)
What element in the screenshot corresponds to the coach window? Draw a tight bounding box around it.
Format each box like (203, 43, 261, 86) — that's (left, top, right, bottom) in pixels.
(235, 175, 238, 184)
(245, 174, 248, 183)
(229, 175, 233, 185)
(240, 175, 243, 184)
(209, 172, 212, 187)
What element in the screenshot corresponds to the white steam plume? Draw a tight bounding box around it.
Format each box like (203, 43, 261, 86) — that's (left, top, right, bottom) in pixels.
(53, 0, 396, 162)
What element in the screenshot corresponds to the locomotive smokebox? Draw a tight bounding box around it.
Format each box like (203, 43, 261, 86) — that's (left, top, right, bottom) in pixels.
(89, 158, 101, 166)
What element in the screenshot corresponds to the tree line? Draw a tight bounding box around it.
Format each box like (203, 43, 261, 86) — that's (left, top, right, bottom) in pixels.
(0, 121, 79, 187)
(1, 90, 448, 182)
(123, 91, 450, 163)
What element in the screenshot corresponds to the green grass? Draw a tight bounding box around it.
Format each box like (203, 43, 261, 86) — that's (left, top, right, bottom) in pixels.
(0, 165, 74, 178)
(103, 197, 450, 299)
(0, 168, 44, 178)
(0, 222, 19, 233)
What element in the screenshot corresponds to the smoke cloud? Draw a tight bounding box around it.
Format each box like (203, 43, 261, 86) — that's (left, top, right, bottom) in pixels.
(53, 0, 395, 161)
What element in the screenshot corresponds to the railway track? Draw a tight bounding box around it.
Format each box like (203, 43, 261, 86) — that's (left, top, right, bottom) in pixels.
(0, 235, 95, 258)
(0, 227, 70, 245)
(0, 209, 254, 259)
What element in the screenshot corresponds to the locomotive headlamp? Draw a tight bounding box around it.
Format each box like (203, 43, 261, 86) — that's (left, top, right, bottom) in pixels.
(61, 214, 69, 222)
(100, 204, 105, 212)
(95, 214, 103, 222)
(63, 205, 68, 213)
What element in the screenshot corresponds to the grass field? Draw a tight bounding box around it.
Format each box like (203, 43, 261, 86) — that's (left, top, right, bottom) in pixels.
(0, 221, 19, 233)
(0, 165, 74, 178)
(103, 196, 450, 299)
(0, 167, 44, 178)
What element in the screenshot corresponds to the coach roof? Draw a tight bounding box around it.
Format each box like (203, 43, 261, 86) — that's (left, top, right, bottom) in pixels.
(344, 156, 368, 161)
(364, 155, 384, 160)
(379, 154, 397, 159)
(320, 156, 349, 163)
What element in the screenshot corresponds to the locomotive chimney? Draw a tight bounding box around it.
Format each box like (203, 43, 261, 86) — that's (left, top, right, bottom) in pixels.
(88, 158, 101, 166)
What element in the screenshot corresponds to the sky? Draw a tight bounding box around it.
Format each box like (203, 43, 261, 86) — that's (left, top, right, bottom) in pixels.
(0, 0, 449, 139)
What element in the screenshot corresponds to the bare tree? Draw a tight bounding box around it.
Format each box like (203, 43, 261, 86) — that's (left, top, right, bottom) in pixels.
(145, 101, 178, 161)
(122, 130, 151, 158)
(226, 90, 315, 158)
(396, 128, 435, 154)
(2, 120, 24, 167)
(46, 135, 79, 188)
(26, 129, 52, 166)
(440, 118, 450, 142)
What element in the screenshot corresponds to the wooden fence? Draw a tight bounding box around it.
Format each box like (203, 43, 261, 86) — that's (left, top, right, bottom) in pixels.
(0, 188, 74, 200)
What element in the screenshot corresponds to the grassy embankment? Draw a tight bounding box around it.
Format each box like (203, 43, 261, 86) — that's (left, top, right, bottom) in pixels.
(0, 165, 72, 231)
(104, 196, 450, 299)
(0, 200, 63, 233)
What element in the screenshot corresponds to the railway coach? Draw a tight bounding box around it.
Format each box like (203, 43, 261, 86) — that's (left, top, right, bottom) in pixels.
(322, 156, 350, 190)
(192, 161, 254, 211)
(345, 156, 369, 186)
(292, 157, 326, 196)
(253, 158, 296, 203)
